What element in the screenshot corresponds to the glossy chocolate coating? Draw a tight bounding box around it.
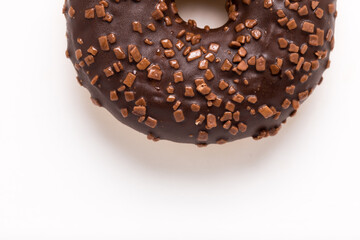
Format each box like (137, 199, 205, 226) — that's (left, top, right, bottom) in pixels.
(64, 0, 336, 145)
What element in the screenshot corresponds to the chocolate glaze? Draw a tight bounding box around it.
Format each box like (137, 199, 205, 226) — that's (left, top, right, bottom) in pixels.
(64, 0, 337, 145)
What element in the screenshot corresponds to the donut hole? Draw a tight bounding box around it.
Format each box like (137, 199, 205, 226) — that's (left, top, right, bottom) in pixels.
(175, 0, 229, 29)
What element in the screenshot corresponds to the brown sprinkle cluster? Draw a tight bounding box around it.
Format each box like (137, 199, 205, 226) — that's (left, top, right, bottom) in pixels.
(64, 0, 336, 145)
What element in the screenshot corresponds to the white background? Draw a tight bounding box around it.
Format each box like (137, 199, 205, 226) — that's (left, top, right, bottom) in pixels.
(1, 0, 360, 239)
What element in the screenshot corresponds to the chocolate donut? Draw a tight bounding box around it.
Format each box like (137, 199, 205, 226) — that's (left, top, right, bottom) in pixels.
(63, 0, 336, 145)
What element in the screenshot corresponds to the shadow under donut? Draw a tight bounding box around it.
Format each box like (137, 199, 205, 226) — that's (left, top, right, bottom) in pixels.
(78, 89, 291, 177)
